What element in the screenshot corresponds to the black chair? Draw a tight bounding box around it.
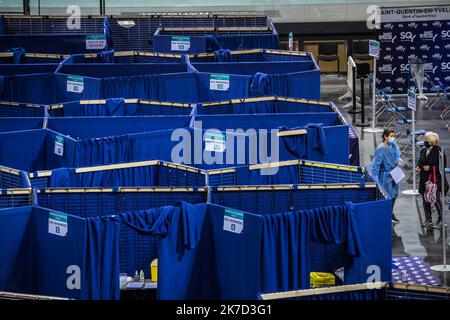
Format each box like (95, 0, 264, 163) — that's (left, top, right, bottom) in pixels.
(352, 40, 372, 61)
(317, 43, 340, 77)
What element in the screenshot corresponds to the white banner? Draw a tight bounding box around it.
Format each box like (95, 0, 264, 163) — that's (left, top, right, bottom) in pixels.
(381, 5, 450, 23)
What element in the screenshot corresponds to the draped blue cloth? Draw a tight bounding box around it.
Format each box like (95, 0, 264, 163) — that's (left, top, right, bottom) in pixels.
(156, 202, 208, 299)
(213, 49, 232, 62)
(7, 47, 25, 64)
(49, 166, 157, 188)
(84, 215, 120, 300)
(261, 205, 364, 294)
(307, 123, 328, 162)
(99, 74, 159, 99)
(74, 135, 131, 167)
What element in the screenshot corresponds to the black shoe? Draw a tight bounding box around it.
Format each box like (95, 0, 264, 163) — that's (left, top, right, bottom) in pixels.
(392, 215, 400, 225)
(422, 220, 433, 228)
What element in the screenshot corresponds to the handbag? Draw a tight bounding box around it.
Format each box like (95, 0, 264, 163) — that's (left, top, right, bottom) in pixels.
(424, 166, 437, 205)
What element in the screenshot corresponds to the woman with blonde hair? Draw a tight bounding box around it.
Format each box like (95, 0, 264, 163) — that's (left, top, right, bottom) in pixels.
(416, 132, 449, 228)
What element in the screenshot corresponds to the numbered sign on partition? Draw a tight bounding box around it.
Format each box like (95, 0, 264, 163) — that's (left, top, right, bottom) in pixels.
(54, 135, 64, 156)
(210, 74, 230, 91)
(171, 36, 190, 51)
(67, 76, 84, 93)
(288, 32, 294, 50)
(86, 34, 107, 50)
(223, 209, 244, 234)
(408, 90, 417, 111)
(48, 212, 68, 237)
(369, 40, 380, 59)
(204, 131, 226, 152)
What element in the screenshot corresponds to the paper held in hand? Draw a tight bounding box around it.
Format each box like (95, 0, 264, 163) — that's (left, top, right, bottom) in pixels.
(390, 166, 405, 185)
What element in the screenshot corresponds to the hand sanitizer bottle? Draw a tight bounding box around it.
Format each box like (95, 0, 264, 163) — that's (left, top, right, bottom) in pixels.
(139, 269, 145, 282)
(134, 271, 139, 282)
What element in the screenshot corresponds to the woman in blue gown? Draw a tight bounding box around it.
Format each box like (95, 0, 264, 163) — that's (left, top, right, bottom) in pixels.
(370, 129, 403, 225)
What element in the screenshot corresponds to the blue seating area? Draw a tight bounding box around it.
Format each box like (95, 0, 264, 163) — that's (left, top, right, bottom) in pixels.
(0, 12, 392, 301)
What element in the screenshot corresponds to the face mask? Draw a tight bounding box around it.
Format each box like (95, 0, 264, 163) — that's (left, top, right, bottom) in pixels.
(388, 137, 395, 143)
(424, 141, 431, 148)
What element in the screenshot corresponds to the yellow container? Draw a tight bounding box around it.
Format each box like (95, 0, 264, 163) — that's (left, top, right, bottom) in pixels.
(151, 259, 158, 283)
(310, 272, 335, 288)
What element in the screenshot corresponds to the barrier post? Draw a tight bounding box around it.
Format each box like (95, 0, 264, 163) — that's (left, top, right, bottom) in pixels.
(364, 40, 383, 134)
(288, 32, 293, 52)
(402, 90, 419, 196)
(430, 151, 449, 274)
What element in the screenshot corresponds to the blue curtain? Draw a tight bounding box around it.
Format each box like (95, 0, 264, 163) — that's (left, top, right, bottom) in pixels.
(7, 47, 25, 64)
(84, 215, 120, 300)
(261, 205, 364, 294)
(74, 135, 131, 167)
(49, 166, 157, 188)
(157, 202, 208, 299)
(99, 75, 159, 100)
(278, 126, 308, 159)
(306, 123, 328, 162)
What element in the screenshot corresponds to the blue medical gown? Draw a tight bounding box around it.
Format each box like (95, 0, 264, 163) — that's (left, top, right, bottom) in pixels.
(370, 142, 403, 198)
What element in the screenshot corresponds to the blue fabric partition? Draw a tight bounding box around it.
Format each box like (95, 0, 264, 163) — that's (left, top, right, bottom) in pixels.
(47, 116, 191, 139)
(49, 99, 193, 117)
(0, 206, 87, 299)
(344, 199, 392, 284)
(196, 113, 341, 129)
(0, 118, 44, 133)
(193, 61, 316, 75)
(58, 63, 189, 78)
(190, 51, 311, 63)
(0, 129, 47, 172)
(153, 33, 278, 54)
(0, 34, 105, 54)
(1, 73, 100, 104)
(0, 64, 59, 75)
(198, 99, 334, 115)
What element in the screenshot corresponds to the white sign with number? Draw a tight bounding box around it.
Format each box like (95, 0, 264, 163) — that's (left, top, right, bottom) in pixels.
(408, 90, 417, 111)
(171, 36, 190, 51)
(54, 135, 64, 156)
(369, 40, 380, 58)
(210, 74, 230, 91)
(67, 76, 84, 93)
(204, 131, 226, 152)
(49, 212, 68, 237)
(223, 209, 244, 234)
(86, 34, 107, 50)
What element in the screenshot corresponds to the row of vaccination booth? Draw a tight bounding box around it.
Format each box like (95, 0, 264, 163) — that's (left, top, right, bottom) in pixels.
(0, 13, 392, 301)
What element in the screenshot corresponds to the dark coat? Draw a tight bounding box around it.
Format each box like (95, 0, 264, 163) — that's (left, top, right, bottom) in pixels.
(417, 145, 449, 195)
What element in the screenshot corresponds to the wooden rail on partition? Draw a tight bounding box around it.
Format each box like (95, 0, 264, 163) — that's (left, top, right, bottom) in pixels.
(189, 49, 309, 59)
(0, 166, 21, 176)
(260, 282, 388, 300)
(216, 183, 377, 192)
(29, 160, 205, 179)
(0, 101, 41, 108)
(0, 291, 69, 300)
(37, 187, 206, 193)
